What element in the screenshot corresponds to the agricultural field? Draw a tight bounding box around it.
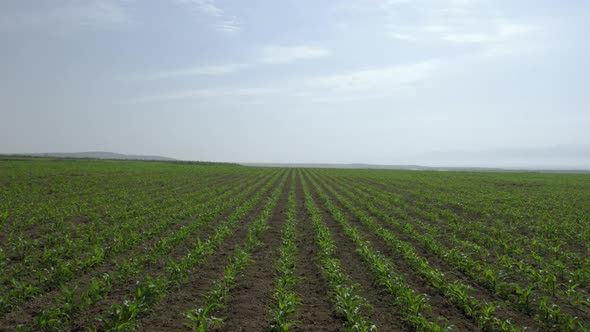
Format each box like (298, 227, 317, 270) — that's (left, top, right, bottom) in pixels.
(1, 158, 589, 331)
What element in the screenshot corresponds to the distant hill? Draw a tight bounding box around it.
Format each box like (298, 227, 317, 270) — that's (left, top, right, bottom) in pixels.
(24, 151, 175, 161)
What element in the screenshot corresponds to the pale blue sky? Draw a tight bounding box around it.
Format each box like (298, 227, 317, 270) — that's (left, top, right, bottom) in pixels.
(1, 0, 589, 168)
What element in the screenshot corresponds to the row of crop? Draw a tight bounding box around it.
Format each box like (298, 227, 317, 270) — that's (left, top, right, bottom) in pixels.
(0, 165, 254, 277)
(96, 170, 288, 331)
(14, 170, 284, 331)
(2, 166, 248, 258)
(337, 173, 590, 298)
(401, 184, 588, 284)
(335, 173, 590, 323)
(304, 171, 459, 331)
(269, 171, 302, 331)
(14, 170, 273, 330)
(355, 173, 589, 279)
(307, 171, 530, 331)
(340, 174, 584, 293)
(321, 172, 588, 331)
(357, 169, 588, 243)
(0, 171, 248, 285)
(0, 164, 248, 252)
(419, 174, 589, 251)
(0, 171, 265, 316)
(300, 171, 376, 332)
(0, 170, 238, 278)
(184, 171, 289, 331)
(0, 163, 221, 244)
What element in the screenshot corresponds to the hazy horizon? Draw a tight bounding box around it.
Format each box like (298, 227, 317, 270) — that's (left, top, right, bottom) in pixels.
(1, 1, 589, 169)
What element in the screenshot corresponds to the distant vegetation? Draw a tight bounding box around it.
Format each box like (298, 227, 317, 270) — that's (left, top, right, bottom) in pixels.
(0, 153, 241, 167)
(19, 151, 175, 161)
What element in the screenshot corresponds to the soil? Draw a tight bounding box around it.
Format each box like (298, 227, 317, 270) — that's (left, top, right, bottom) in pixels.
(213, 171, 292, 331)
(291, 173, 343, 331)
(307, 176, 439, 331)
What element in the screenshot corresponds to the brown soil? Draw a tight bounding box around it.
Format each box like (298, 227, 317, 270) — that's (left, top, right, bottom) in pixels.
(306, 176, 410, 331)
(135, 171, 288, 332)
(292, 173, 343, 331)
(213, 170, 293, 331)
(65, 215, 92, 225)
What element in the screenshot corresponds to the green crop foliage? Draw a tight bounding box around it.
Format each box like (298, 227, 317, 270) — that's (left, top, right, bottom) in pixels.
(309, 168, 590, 331)
(270, 172, 303, 331)
(184, 173, 288, 331)
(301, 172, 376, 332)
(1, 158, 589, 331)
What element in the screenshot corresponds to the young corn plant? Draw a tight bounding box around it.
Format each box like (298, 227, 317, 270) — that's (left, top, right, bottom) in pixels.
(185, 250, 253, 331)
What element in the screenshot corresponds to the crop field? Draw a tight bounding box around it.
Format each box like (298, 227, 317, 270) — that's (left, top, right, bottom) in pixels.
(1, 158, 589, 331)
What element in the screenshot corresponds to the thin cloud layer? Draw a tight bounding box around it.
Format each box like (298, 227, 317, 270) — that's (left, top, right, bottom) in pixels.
(260, 46, 332, 64)
(144, 64, 250, 80)
(120, 87, 280, 104)
(350, 0, 543, 56)
(124, 0, 549, 103)
(176, 0, 240, 32)
(126, 45, 332, 81)
(308, 61, 441, 93)
(1, 0, 588, 167)
(0, 1, 134, 31)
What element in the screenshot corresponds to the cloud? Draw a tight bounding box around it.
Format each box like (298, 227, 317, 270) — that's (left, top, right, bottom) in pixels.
(440, 20, 534, 45)
(213, 19, 241, 33)
(121, 56, 439, 104)
(389, 33, 418, 41)
(441, 32, 495, 43)
(348, 0, 544, 59)
(143, 63, 250, 80)
(176, 0, 240, 33)
(309, 61, 439, 92)
(436, 19, 546, 59)
(261, 46, 332, 64)
(119, 87, 280, 104)
(0, 1, 134, 31)
(127, 44, 333, 81)
(178, 0, 223, 17)
(292, 60, 442, 102)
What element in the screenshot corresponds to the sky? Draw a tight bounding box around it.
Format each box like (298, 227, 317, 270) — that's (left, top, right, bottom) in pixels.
(1, 0, 589, 169)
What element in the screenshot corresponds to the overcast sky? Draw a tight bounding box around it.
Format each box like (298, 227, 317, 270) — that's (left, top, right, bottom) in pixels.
(1, 0, 589, 168)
